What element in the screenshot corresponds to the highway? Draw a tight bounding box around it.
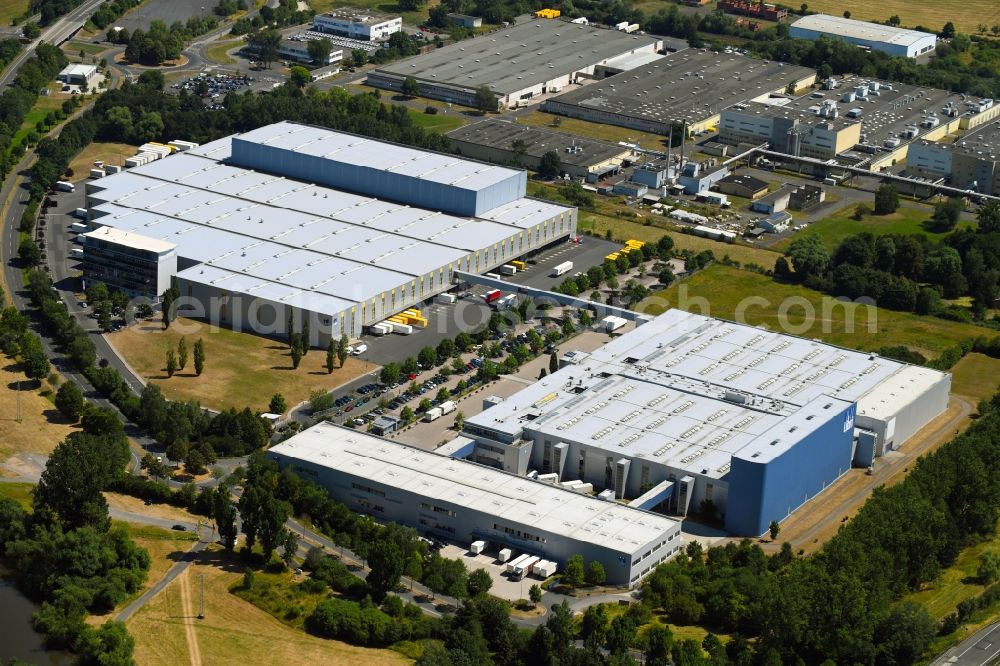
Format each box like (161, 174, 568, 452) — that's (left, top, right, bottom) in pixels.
(933, 621, 1000, 666)
(0, 0, 107, 88)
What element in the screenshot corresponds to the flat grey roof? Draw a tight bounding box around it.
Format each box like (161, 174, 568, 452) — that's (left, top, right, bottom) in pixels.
(791, 14, 935, 47)
(372, 17, 660, 95)
(547, 50, 816, 125)
(447, 119, 630, 167)
(85, 125, 573, 317)
(270, 422, 679, 553)
(745, 76, 966, 148)
(717, 174, 769, 191)
(467, 309, 946, 478)
(935, 119, 1000, 159)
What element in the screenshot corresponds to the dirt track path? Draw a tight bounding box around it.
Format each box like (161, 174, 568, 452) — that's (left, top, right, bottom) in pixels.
(179, 570, 203, 666)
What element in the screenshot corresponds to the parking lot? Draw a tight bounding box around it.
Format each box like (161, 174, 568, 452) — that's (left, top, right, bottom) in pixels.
(438, 543, 549, 602)
(169, 73, 255, 108)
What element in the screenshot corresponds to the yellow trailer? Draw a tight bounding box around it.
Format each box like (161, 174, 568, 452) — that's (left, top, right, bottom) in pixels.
(510, 260, 527, 271)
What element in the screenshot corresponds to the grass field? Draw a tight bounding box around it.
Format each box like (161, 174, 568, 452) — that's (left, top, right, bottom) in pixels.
(67, 141, 135, 180)
(126, 548, 410, 666)
(0, 358, 78, 465)
(108, 317, 377, 413)
(797, 0, 994, 35)
(204, 39, 240, 66)
(0, 482, 34, 510)
(407, 109, 466, 134)
(638, 264, 995, 359)
(950, 353, 1000, 403)
(771, 204, 975, 253)
(9, 93, 65, 152)
(0, 0, 27, 26)
(517, 111, 671, 149)
(64, 41, 109, 58)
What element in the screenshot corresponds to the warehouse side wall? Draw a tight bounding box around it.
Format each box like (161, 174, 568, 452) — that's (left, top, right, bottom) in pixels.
(269, 450, 682, 585)
(230, 137, 526, 217)
(725, 402, 855, 536)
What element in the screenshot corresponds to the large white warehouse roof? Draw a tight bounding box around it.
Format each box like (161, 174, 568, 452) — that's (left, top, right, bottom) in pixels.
(269, 422, 680, 552)
(790, 14, 934, 48)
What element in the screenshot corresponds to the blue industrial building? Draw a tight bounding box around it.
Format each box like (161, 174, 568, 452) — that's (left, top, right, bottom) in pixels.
(789, 14, 936, 58)
(460, 310, 950, 536)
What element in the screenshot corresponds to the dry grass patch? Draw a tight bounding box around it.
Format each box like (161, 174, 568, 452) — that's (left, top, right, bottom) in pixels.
(105, 492, 205, 525)
(517, 111, 672, 149)
(0, 0, 28, 26)
(127, 550, 410, 666)
(0, 361, 78, 464)
(68, 142, 135, 180)
(799, 0, 993, 35)
(950, 353, 1000, 403)
(107, 317, 377, 412)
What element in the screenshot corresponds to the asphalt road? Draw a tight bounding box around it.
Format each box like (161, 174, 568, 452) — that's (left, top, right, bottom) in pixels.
(0, 0, 107, 89)
(933, 621, 1000, 666)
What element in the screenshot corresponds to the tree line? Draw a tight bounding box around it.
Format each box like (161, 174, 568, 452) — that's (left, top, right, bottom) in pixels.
(108, 17, 219, 66)
(780, 200, 1000, 320)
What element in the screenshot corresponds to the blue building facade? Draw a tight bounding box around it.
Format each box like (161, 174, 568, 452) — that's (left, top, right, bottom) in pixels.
(725, 401, 856, 536)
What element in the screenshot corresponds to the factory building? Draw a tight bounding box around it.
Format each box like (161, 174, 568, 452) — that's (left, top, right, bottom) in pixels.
(459, 309, 950, 536)
(907, 120, 1000, 195)
(313, 9, 402, 41)
(543, 50, 816, 136)
(268, 422, 684, 587)
(718, 77, 988, 169)
(367, 18, 661, 109)
(788, 14, 936, 58)
(81, 121, 575, 344)
(446, 119, 632, 180)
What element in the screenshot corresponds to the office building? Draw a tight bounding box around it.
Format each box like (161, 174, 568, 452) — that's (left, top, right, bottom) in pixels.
(268, 422, 683, 586)
(367, 18, 661, 109)
(789, 14, 936, 57)
(446, 119, 632, 179)
(543, 50, 816, 136)
(313, 9, 402, 41)
(82, 121, 575, 344)
(459, 309, 950, 535)
(79, 226, 177, 296)
(58, 63, 98, 88)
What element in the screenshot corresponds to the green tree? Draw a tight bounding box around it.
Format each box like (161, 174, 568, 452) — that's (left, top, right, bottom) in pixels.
(529, 583, 542, 605)
(380, 362, 400, 385)
(20, 333, 49, 381)
(874, 184, 900, 215)
(787, 234, 830, 279)
(185, 448, 206, 475)
(22, 21, 41, 39)
(290, 336, 302, 369)
(586, 560, 606, 585)
(166, 348, 177, 377)
(34, 433, 128, 530)
(467, 568, 493, 596)
(977, 200, 1000, 234)
(581, 603, 608, 650)
(401, 75, 420, 98)
(769, 520, 781, 541)
(564, 554, 585, 587)
(326, 339, 335, 374)
(606, 614, 637, 656)
(366, 524, 410, 601)
(289, 65, 311, 88)
(269, 393, 287, 414)
(54, 381, 85, 421)
(418, 345, 437, 369)
(644, 624, 674, 666)
(549, 351, 559, 374)
(978, 551, 1000, 583)
(283, 530, 299, 567)
(337, 334, 349, 369)
(177, 337, 188, 371)
(538, 150, 562, 179)
(18, 238, 41, 266)
(941, 21, 956, 38)
(474, 84, 498, 112)
(873, 602, 936, 666)
(400, 406, 414, 423)
(140, 453, 170, 480)
(193, 338, 205, 375)
(307, 37, 333, 65)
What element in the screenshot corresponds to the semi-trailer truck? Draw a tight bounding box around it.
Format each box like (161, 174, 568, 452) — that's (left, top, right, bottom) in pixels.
(493, 294, 517, 311)
(512, 556, 540, 581)
(505, 554, 531, 574)
(551, 261, 573, 277)
(483, 289, 502, 304)
(423, 406, 443, 422)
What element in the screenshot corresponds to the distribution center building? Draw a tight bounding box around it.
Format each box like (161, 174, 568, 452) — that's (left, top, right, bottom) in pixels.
(543, 50, 816, 136)
(312, 9, 402, 41)
(366, 18, 662, 109)
(268, 422, 684, 587)
(446, 118, 632, 179)
(459, 309, 950, 536)
(82, 121, 575, 344)
(788, 14, 936, 58)
(907, 119, 1000, 195)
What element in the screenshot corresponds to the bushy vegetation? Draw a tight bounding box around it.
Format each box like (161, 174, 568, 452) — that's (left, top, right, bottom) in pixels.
(782, 202, 1000, 319)
(109, 17, 219, 65)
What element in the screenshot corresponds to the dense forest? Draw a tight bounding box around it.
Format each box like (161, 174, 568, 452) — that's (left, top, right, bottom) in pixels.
(781, 201, 1000, 322)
